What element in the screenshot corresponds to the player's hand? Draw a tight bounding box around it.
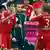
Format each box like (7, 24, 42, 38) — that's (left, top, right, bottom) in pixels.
(12, 37, 16, 42)
(18, 24, 22, 28)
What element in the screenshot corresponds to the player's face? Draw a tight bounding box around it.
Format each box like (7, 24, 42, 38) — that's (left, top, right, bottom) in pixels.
(16, 4, 23, 12)
(9, 4, 15, 13)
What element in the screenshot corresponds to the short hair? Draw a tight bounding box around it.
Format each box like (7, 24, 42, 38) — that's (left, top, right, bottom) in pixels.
(7, 1, 15, 7)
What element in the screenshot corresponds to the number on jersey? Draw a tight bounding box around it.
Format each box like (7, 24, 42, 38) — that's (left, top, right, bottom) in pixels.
(44, 19, 49, 28)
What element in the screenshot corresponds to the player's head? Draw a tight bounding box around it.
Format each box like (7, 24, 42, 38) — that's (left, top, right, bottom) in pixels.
(33, 2, 43, 15)
(16, 4, 24, 12)
(14, 0, 24, 12)
(7, 1, 15, 7)
(7, 1, 15, 13)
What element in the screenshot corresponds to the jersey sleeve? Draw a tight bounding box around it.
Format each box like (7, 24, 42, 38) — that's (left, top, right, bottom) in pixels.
(26, 5, 33, 17)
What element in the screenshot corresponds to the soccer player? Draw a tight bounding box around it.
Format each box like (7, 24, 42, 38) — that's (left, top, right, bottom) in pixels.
(11, 3, 29, 50)
(31, 2, 50, 50)
(0, 5, 16, 50)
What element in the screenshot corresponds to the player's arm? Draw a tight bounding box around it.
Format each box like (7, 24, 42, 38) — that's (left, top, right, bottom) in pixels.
(31, 16, 41, 21)
(29, 9, 37, 21)
(26, 5, 33, 17)
(1, 9, 11, 23)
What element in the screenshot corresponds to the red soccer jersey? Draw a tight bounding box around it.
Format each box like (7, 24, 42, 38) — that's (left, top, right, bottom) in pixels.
(32, 13, 50, 28)
(0, 9, 16, 32)
(26, 5, 33, 17)
(7, 13, 16, 32)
